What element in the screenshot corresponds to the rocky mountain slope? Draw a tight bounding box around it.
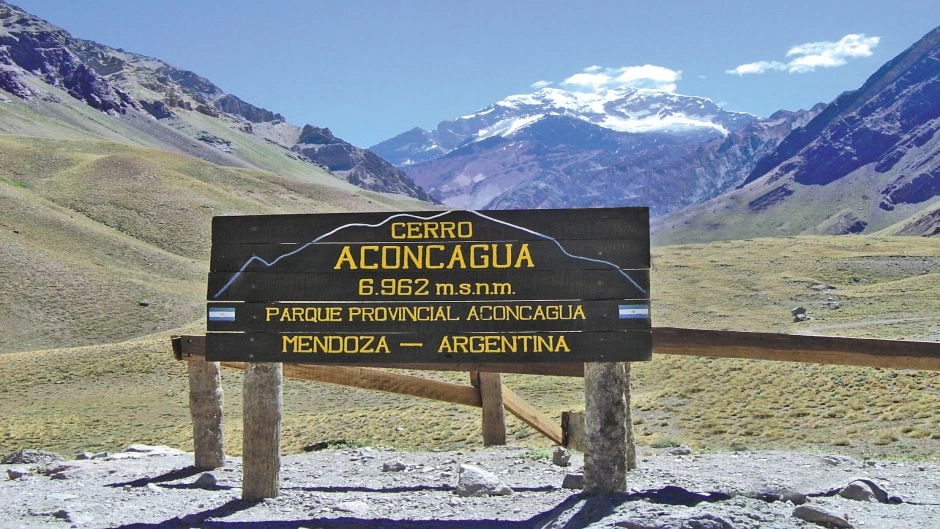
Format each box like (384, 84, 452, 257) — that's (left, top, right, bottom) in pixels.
(0, 1, 430, 200)
(372, 87, 818, 216)
(0, 2, 431, 354)
(655, 26, 940, 242)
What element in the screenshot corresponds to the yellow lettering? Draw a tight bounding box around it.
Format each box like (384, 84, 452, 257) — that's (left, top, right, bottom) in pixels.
(390, 222, 407, 239)
(437, 334, 571, 353)
(265, 307, 279, 321)
(333, 246, 357, 270)
(515, 243, 534, 268)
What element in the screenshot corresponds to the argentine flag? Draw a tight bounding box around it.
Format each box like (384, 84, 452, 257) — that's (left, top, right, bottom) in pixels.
(208, 307, 236, 322)
(618, 304, 649, 319)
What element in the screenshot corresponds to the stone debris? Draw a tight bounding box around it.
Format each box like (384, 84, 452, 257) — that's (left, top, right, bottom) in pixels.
(830, 478, 899, 504)
(838, 480, 876, 502)
(669, 444, 693, 456)
(122, 444, 184, 456)
(6, 468, 29, 480)
(332, 500, 369, 516)
(618, 513, 735, 529)
(562, 472, 584, 490)
(2, 449, 63, 465)
(0, 445, 936, 528)
(552, 447, 571, 467)
(810, 283, 835, 291)
(791, 306, 807, 316)
(454, 463, 513, 497)
(792, 505, 853, 528)
(381, 460, 407, 472)
(76, 451, 111, 460)
(753, 486, 807, 505)
(192, 472, 218, 489)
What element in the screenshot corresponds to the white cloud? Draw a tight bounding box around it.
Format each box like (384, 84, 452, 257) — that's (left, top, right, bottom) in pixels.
(561, 64, 681, 92)
(727, 33, 880, 75)
(530, 80, 553, 89)
(726, 60, 786, 76)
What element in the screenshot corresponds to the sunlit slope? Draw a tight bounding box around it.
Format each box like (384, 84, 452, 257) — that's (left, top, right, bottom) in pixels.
(653, 166, 940, 245)
(0, 135, 427, 353)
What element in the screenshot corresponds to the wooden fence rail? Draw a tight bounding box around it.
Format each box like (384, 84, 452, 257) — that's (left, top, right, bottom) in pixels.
(175, 328, 940, 373)
(652, 327, 940, 371)
(172, 327, 938, 449)
(173, 328, 939, 500)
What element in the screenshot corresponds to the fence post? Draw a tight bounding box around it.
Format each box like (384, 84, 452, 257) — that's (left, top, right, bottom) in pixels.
(583, 361, 630, 495)
(471, 372, 507, 446)
(242, 362, 282, 501)
(188, 356, 225, 470)
(625, 363, 636, 470)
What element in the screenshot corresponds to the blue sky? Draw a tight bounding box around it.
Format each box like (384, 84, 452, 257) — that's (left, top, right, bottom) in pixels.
(12, 0, 939, 147)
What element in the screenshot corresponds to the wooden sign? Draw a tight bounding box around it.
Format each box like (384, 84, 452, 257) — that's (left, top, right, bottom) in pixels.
(206, 208, 651, 364)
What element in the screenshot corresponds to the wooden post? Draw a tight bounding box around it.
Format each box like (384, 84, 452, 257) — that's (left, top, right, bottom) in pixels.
(242, 362, 282, 501)
(188, 357, 225, 469)
(471, 372, 507, 446)
(562, 411, 585, 452)
(583, 362, 629, 495)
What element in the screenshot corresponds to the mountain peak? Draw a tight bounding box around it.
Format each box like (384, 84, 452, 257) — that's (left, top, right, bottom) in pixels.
(373, 85, 755, 167)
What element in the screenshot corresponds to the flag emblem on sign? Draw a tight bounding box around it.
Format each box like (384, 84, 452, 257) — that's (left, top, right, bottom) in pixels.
(208, 307, 236, 322)
(618, 304, 649, 319)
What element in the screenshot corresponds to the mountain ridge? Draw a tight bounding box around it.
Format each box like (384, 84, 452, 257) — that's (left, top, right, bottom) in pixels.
(0, 0, 431, 201)
(375, 86, 818, 215)
(654, 26, 940, 243)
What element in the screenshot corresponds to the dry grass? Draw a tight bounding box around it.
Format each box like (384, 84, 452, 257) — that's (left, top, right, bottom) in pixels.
(0, 134, 426, 353)
(1, 236, 936, 462)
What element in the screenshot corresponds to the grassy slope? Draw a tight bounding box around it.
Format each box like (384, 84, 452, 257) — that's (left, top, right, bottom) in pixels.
(653, 163, 940, 245)
(1, 237, 936, 461)
(0, 134, 426, 353)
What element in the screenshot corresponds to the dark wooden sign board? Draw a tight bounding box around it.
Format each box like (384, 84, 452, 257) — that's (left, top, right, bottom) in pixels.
(206, 208, 651, 364)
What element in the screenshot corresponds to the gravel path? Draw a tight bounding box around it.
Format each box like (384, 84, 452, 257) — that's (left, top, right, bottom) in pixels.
(2, 444, 937, 528)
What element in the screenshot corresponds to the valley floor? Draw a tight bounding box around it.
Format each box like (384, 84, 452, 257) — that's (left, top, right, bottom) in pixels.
(1, 444, 937, 528)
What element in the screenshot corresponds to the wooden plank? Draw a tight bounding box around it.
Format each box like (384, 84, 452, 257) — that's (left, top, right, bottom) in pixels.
(208, 268, 650, 302)
(211, 208, 650, 244)
(181, 326, 940, 371)
(501, 383, 564, 445)
(206, 300, 650, 333)
(242, 362, 282, 500)
(204, 331, 653, 364)
(271, 363, 482, 407)
(474, 372, 506, 446)
(178, 334, 584, 376)
(653, 327, 940, 371)
(210, 239, 650, 273)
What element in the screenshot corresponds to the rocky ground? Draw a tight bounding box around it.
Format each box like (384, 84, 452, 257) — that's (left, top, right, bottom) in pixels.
(2, 444, 937, 528)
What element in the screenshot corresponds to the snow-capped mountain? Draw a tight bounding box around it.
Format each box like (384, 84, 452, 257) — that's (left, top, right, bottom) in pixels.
(372, 87, 754, 167)
(372, 87, 816, 215)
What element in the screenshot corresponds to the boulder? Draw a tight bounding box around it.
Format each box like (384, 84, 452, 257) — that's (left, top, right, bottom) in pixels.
(455, 463, 512, 497)
(2, 449, 63, 465)
(792, 505, 852, 528)
(552, 447, 571, 467)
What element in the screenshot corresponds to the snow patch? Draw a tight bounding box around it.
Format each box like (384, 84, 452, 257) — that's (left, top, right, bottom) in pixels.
(475, 114, 546, 141)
